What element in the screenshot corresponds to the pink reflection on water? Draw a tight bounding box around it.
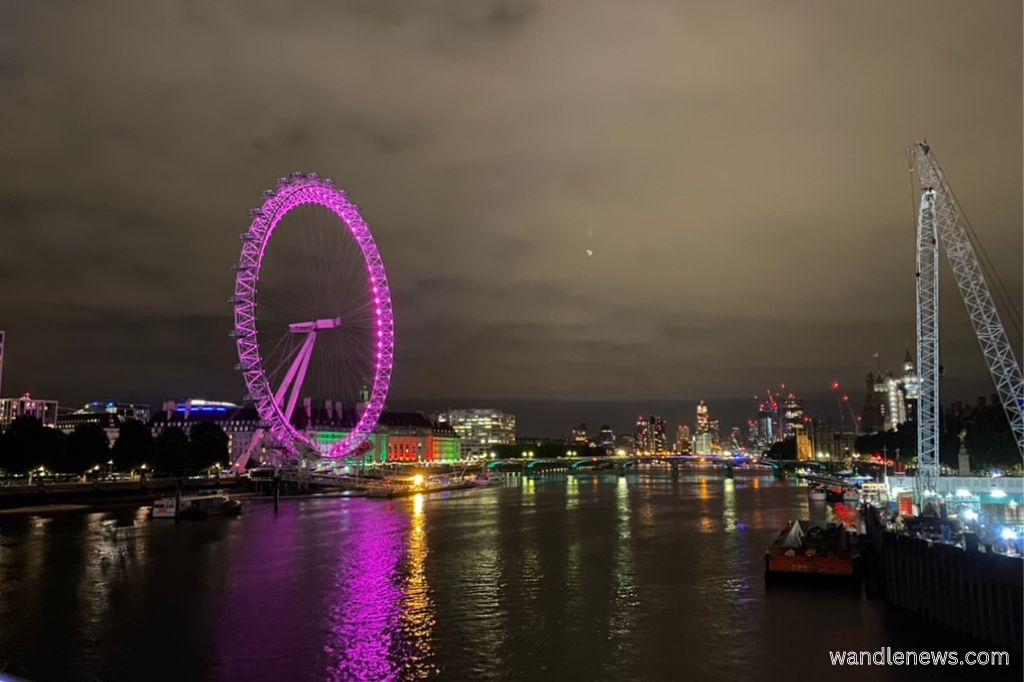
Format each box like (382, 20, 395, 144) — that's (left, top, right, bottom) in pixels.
(324, 504, 406, 681)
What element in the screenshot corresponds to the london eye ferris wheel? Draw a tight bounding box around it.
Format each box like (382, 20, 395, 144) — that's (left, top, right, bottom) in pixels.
(230, 173, 394, 462)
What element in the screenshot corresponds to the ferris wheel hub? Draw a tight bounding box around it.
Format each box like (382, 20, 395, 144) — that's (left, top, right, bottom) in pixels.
(288, 317, 343, 333)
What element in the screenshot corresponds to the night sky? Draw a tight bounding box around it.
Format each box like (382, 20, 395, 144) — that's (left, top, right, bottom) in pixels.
(1, 1, 1021, 437)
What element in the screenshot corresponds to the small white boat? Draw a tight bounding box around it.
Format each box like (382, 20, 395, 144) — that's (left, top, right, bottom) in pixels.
(150, 494, 241, 519)
(808, 485, 827, 502)
(151, 497, 177, 519)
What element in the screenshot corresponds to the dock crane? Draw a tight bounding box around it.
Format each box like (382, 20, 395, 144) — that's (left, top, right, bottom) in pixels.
(909, 141, 1024, 493)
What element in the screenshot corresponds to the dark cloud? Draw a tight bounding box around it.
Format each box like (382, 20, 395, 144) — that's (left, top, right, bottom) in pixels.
(0, 0, 1020, 436)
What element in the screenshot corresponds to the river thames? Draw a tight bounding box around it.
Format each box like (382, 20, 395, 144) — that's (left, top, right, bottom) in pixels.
(0, 470, 1017, 681)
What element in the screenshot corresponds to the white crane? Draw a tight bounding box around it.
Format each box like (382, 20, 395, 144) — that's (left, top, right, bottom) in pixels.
(909, 141, 1024, 492)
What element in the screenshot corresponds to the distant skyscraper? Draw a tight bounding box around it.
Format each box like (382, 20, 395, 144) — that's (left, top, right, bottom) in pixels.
(781, 393, 805, 439)
(695, 401, 709, 434)
(728, 426, 742, 451)
(599, 425, 615, 450)
(709, 418, 721, 447)
(634, 415, 650, 453)
(0, 330, 5, 400)
(746, 419, 759, 450)
(674, 424, 691, 453)
(757, 403, 775, 445)
(651, 416, 667, 453)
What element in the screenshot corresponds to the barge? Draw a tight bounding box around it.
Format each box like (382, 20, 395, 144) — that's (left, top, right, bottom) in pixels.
(765, 519, 860, 582)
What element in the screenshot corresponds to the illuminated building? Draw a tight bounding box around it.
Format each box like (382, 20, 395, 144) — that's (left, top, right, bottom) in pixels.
(56, 401, 152, 447)
(70, 401, 149, 423)
(0, 330, 5, 399)
(598, 425, 615, 450)
(781, 393, 805, 438)
(808, 419, 836, 460)
(152, 398, 461, 466)
(572, 423, 588, 444)
(695, 401, 709, 434)
(674, 424, 691, 453)
(633, 415, 666, 454)
(313, 412, 460, 463)
(795, 432, 814, 461)
(0, 393, 58, 429)
(151, 399, 263, 464)
(757, 404, 775, 445)
(746, 419, 759, 450)
(861, 350, 920, 433)
(693, 432, 714, 456)
(435, 409, 515, 458)
(651, 416, 667, 453)
(709, 419, 721, 447)
(634, 415, 650, 453)
(728, 426, 743, 451)
(693, 401, 714, 454)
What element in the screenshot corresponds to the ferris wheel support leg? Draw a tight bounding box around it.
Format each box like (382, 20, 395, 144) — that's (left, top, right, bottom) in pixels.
(273, 333, 317, 408)
(234, 428, 265, 473)
(282, 332, 317, 424)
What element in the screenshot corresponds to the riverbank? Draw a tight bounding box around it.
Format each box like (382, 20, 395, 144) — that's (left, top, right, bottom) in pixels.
(0, 477, 247, 513)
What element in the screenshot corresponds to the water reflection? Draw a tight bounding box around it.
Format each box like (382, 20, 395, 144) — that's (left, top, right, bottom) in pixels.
(2, 475, 1009, 682)
(608, 476, 639, 666)
(399, 494, 437, 679)
(325, 505, 405, 681)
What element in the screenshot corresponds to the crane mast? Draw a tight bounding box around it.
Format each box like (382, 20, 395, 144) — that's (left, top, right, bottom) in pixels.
(909, 142, 1024, 492)
(915, 188, 940, 490)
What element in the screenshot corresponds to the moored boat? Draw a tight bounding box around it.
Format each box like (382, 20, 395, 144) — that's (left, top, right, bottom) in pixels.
(765, 519, 860, 582)
(807, 485, 827, 502)
(150, 494, 242, 519)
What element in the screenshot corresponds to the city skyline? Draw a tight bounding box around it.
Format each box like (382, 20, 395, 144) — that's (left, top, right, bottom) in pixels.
(1, 1, 1021, 434)
(0, 325, 1009, 440)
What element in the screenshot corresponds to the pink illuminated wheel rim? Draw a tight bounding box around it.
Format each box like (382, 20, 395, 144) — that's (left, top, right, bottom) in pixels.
(231, 172, 394, 459)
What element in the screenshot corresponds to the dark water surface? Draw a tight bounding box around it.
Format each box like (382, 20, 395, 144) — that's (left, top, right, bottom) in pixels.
(0, 471, 1018, 681)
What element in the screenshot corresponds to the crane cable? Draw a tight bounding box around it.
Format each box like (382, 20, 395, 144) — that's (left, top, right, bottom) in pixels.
(909, 147, 1023, 348)
(931, 150, 1023, 345)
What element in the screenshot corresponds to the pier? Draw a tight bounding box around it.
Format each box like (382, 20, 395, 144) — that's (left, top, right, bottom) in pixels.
(863, 505, 1024, 652)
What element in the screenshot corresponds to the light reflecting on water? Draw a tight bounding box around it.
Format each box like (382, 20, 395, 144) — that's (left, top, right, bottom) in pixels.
(400, 494, 437, 680)
(0, 471, 1017, 682)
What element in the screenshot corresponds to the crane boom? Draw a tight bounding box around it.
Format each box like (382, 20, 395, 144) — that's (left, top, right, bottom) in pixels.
(909, 142, 1024, 468)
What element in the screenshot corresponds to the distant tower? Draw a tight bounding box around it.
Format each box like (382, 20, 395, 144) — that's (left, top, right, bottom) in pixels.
(861, 371, 886, 433)
(781, 393, 805, 438)
(674, 424, 691, 453)
(0, 330, 4, 399)
(634, 415, 650, 453)
(695, 401, 709, 434)
(651, 416, 667, 453)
